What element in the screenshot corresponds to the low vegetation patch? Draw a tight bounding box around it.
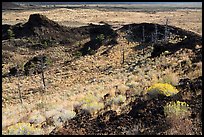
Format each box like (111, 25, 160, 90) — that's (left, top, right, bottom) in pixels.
(5, 123, 44, 135)
(146, 83, 179, 98)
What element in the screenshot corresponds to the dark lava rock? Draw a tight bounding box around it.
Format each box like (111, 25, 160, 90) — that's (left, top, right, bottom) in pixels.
(3, 13, 120, 55)
(31, 43, 48, 50)
(11, 14, 68, 41)
(2, 24, 13, 40)
(26, 14, 61, 28)
(2, 14, 91, 47)
(24, 55, 48, 75)
(9, 66, 18, 76)
(80, 24, 118, 55)
(119, 23, 201, 44)
(119, 23, 202, 58)
(151, 43, 166, 58)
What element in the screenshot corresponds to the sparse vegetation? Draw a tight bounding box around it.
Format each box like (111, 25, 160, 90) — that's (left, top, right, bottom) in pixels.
(163, 101, 193, 135)
(6, 123, 44, 135)
(73, 51, 83, 58)
(52, 109, 76, 127)
(81, 101, 104, 115)
(96, 34, 105, 43)
(7, 29, 15, 39)
(159, 68, 180, 86)
(2, 4, 202, 135)
(164, 101, 191, 118)
(29, 111, 46, 125)
(75, 93, 104, 115)
(112, 95, 126, 105)
(87, 47, 96, 55)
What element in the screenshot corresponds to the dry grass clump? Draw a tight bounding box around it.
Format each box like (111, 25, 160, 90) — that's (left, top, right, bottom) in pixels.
(74, 92, 104, 115)
(79, 92, 101, 104)
(28, 107, 76, 134)
(29, 110, 46, 125)
(117, 84, 129, 95)
(2, 103, 31, 130)
(52, 109, 76, 127)
(149, 73, 161, 85)
(126, 72, 153, 96)
(102, 94, 127, 114)
(112, 95, 126, 105)
(148, 68, 180, 86)
(81, 101, 104, 115)
(72, 85, 129, 115)
(125, 81, 140, 92)
(160, 68, 180, 86)
(5, 122, 44, 135)
(186, 61, 202, 80)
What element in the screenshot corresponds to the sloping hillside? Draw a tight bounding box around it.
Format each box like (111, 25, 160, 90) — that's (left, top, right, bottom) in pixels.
(2, 14, 202, 135)
(2, 2, 23, 10)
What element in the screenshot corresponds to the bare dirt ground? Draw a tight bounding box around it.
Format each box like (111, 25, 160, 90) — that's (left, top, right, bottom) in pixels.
(2, 7, 202, 35)
(2, 5, 202, 135)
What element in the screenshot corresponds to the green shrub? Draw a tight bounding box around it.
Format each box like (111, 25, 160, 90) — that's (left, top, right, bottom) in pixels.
(96, 34, 105, 42)
(46, 58, 53, 65)
(73, 51, 83, 58)
(7, 29, 15, 39)
(43, 41, 48, 48)
(27, 38, 35, 45)
(87, 47, 96, 55)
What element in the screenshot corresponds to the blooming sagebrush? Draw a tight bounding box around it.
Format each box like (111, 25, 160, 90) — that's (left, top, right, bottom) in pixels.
(146, 83, 179, 97)
(7, 123, 44, 135)
(164, 101, 191, 118)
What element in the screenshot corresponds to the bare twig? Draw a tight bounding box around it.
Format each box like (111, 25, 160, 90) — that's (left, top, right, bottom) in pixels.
(40, 58, 46, 91)
(155, 24, 158, 43)
(164, 18, 169, 44)
(142, 26, 145, 43)
(121, 44, 125, 65)
(16, 66, 23, 104)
